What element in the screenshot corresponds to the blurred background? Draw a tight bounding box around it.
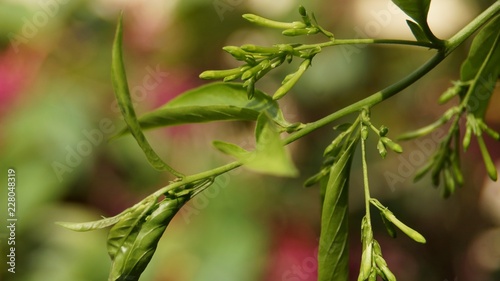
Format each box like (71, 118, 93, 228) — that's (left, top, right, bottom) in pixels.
(0, 0, 499, 280)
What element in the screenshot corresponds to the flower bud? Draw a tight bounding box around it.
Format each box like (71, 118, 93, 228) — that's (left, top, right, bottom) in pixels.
(381, 137, 403, 153)
(242, 14, 306, 29)
(199, 67, 242, 80)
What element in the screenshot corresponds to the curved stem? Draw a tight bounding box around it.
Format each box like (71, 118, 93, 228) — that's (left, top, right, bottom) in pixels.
(284, 51, 446, 144)
(295, 39, 436, 51)
(149, 0, 499, 201)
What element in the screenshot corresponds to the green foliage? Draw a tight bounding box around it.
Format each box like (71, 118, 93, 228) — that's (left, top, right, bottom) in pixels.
(58, 2, 500, 281)
(108, 197, 187, 281)
(391, 0, 442, 45)
(318, 139, 357, 281)
(213, 113, 298, 177)
(111, 13, 184, 178)
(400, 12, 500, 189)
(113, 82, 299, 136)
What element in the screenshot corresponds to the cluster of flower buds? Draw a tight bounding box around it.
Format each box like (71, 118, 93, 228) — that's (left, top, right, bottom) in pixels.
(242, 5, 333, 38)
(200, 42, 320, 100)
(199, 5, 334, 100)
(359, 109, 403, 158)
(358, 199, 426, 281)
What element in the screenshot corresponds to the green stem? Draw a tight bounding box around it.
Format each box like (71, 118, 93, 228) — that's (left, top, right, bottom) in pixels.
(283, 51, 445, 145)
(361, 126, 372, 222)
(149, 1, 499, 200)
(295, 39, 436, 51)
(445, 1, 500, 55)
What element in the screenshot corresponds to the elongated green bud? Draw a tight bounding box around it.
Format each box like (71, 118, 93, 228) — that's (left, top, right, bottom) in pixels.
(442, 168, 455, 198)
(323, 132, 347, 157)
(199, 67, 242, 80)
(372, 240, 382, 256)
(477, 134, 498, 181)
(398, 107, 458, 140)
(273, 59, 311, 100)
(242, 14, 306, 29)
(361, 216, 373, 248)
(382, 209, 426, 243)
(240, 44, 279, 54)
(377, 140, 387, 159)
(479, 121, 500, 140)
(361, 126, 369, 141)
(381, 137, 403, 153)
(451, 152, 464, 186)
(282, 27, 319, 36)
(374, 255, 396, 281)
(223, 46, 248, 61)
(463, 123, 472, 151)
(242, 60, 270, 80)
(439, 83, 462, 104)
(358, 242, 373, 281)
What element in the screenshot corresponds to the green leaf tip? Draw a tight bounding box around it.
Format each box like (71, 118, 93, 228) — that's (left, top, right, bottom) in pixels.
(212, 113, 298, 177)
(111, 12, 183, 178)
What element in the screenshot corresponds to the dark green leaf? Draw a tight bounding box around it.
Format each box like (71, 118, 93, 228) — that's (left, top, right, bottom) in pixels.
(111, 13, 182, 176)
(406, 20, 429, 42)
(107, 197, 157, 260)
(391, 0, 431, 28)
(113, 82, 294, 137)
(318, 139, 357, 281)
(391, 0, 441, 44)
(460, 15, 500, 119)
(109, 197, 187, 281)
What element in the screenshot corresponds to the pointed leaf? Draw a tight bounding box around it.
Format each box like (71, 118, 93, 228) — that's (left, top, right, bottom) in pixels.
(109, 197, 187, 281)
(107, 197, 157, 260)
(114, 82, 294, 137)
(56, 212, 128, 232)
(212, 140, 251, 159)
(250, 113, 298, 176)
(213, 114, 298, 177)
(460, 15, 500, 119)
(111, 13, 182, 176)
(391, 0, 441, 44)
(391, 0, 431, 27)
(406, 20, 429, 42)
(318, 139, 358, 281)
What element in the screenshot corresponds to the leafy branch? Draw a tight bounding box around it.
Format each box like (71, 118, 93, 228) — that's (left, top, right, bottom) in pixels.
(57, 1, 499, 281)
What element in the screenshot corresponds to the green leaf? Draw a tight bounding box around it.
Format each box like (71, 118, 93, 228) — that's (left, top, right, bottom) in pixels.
(56, 212, 128, 232)
(318, 139, 358, 281)
(213, 113, 298, 177)
(406, 20, 429, 42)
(460, 15, 500, 119)
(109, 197, 187, 281)
(212, 140, 251, 159)
(391, 0, 431, 27)
(111, 13, 183, 177)
(113, 82, 294, 137)
(107, 197, 157, 260)
(391, 0, 441, 44)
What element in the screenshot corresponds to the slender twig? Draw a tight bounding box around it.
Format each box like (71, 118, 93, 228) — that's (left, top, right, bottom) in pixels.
(147, 1, 499, 202)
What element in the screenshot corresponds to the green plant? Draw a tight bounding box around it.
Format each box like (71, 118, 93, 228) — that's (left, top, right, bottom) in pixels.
(58, 1, 499, 280)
